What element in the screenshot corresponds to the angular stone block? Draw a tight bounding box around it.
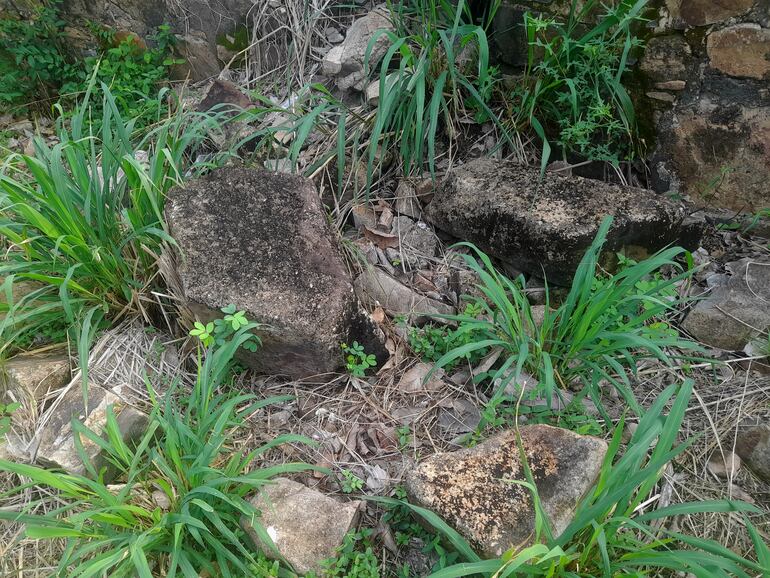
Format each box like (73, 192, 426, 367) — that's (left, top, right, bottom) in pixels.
(405, 425, 607, 558)
(166, 168, 386, 378)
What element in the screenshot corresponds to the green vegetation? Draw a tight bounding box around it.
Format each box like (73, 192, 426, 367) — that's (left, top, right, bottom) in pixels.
(320, 529, 380, 577)
(0, 83, 227, 359)
(0, 400, 20, 437)
(428, 216, 700, 422)
(365, 0, 502, 180)
(0, 322, 316, 576)
(508, 0, 648, 169)
(0, 1, 179, 124)
(341, 341, 378, 377)
(340, 469, 365, 493)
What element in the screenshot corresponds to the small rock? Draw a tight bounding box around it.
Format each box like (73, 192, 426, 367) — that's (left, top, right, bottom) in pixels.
(322, 45, 344, 76)
(353, 267, 454, 322)
(646, 91, 676, 103)
(1, 353, 70, 404)
(405, 425, 607, 557)
(365, 80, 380, 105)
(263, 158, 292, 173)
(682, 260, 770, 351)
(172, 32, 220, 81)
(34, 384, 147, 478)
(735, 423, 770, 483)
(707, 450, 742, 479)
(325, 26, 344, 44)
(244, 478, 361, 575)
(392, 216, 438, 269)
(196, 79, 253, 113)
(394, 180, 423, 219)
(668, 0, 754, 27)
(323, 7, 394, 91)
(654, 80, 687, 91)
(639, 35, 691, 82)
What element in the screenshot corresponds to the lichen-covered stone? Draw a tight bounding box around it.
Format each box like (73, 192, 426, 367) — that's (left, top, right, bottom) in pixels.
(166, 168, 387, 378)
(405, 425, 607, 558)
(707, 24, 770, 80)
(424, 159, 701, 285)
(244, 478, 361, 575)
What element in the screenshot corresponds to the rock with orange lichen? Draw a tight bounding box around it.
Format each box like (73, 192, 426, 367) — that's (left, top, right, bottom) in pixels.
(405, 424, 608, 558)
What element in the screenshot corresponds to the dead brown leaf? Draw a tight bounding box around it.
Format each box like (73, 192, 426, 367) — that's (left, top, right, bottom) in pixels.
(364, 225, 400, 249)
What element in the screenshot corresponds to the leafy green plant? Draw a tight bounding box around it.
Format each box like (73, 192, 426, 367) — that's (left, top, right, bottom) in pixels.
(0, 82, 229, 362)
(190, 304, 260, 353)
(382, 381, 768, 577)
(0, 0, 82, 111)
(0, 323, 316, 577)
(0, 400, 20, 437)
(341, 341, 378, 377)
(364, 0, 504, 181)
(408, 303, 487, 370)
(340, 469, 365, 494)
(64, 24, 182, 129)
(510, 0, 648, 170)
(320, 529, 380, 578)
(429, 216, 701, 421)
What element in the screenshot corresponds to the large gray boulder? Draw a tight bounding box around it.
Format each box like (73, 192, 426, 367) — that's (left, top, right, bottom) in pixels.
(425, 159, 701, 285)
(682, 259, 770, 351)
(405, 424, 607, 558)
(166, 168, 386, 378)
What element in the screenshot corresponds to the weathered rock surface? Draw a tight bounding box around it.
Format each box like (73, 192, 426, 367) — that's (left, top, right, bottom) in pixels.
(34, 385, 147, 477)
(682, 259, 770, 350)
(244, 478, 361, 574)
(665, 0, 756, 27)
(735, 422, 770, 483)
(1, 353, 70, 404)
(653, 102, 770, 212)
(321, 7, 393, 91)
(354, 267, 453, 321)
(405, 425, 607, 557)
(166, 168, 386, 378)
(196, 78, 253, 113)
(425, 159, 701, 285)
(391, 216, 438, 269)
(640, 35, 692, 82)
(707, 24, 770, 80)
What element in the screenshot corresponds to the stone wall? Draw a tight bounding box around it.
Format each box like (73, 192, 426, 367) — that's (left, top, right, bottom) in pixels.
(642, 0, 770, 212)
(490, 0, 770, 212)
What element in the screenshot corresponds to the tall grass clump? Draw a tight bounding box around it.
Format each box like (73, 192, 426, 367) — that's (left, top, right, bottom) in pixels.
(365, 0, 504, 181)
(511, 0, 648, 170)
(0, 82, 227, 356)
(429, 216, 701, 419)
(392, 380, 768, 577)
(0, 324, 316, 577)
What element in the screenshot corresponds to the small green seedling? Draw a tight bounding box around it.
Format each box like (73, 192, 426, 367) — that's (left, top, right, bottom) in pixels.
(340, 469, 364, 493)
(190, 305, 260, 352)
(0, 401, 21, 437)
(341, 341, 377, 377)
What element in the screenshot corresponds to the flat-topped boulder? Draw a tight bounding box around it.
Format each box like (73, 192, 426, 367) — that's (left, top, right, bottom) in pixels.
(166, 168, 386, 378)
(425, 159, 702, 284)
(405, 424, 607, 557)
